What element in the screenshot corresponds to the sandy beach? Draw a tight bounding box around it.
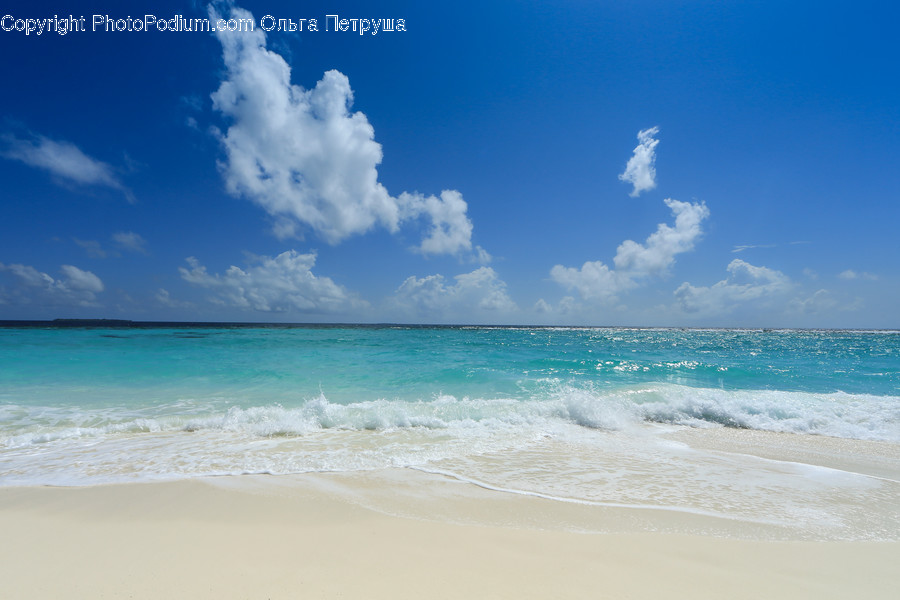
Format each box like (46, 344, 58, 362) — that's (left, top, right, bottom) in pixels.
(3, 327, 899, 599)
(2, 466, 898, 600)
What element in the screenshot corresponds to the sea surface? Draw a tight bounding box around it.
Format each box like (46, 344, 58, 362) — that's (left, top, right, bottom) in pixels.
(2, 323, 898, 539)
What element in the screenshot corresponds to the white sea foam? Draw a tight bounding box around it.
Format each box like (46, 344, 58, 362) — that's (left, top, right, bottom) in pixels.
(2, 386, 898, 540)
(1, 384, 897, 508)
(3, 384, 898, 455)
(631, 385, 900, 441)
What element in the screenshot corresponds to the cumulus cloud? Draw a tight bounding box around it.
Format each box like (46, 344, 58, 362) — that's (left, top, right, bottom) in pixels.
(1, 132, 133, 202)
(674, 259, 791, 314)
(112, 231, 149, 255)
(613, 199, 709, 276)
(397, 190, 476, 256)
(618, 126, 659, 197)
(0, 262, 104, 306)
(551, 199, 709, 302)
(550, 260, 636, 303)
(209, 5, 476, 257)
(390, 267, 517, 320)
(179, 250, 367, 314)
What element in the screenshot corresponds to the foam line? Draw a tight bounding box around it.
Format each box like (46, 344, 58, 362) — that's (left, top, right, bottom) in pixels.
(406, 466, 785, 525)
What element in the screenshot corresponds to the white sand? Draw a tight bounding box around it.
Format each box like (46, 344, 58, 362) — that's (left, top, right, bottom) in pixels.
(1, 469, 898, 600)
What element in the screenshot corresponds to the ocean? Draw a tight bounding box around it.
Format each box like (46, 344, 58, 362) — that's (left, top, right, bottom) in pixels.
(1, 323, 898, 539)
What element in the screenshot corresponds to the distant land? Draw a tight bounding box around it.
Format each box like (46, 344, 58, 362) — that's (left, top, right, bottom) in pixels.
(0, 320, 896, 332)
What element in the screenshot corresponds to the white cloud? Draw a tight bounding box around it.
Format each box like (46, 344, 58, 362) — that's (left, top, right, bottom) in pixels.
(391, 267, 517, 320)
(613, 199, 709, 276)
(838, 269, 878, 281)
(674, 262, 863, 320)
(1, 132, 133, 202)
(473, 245, 493, 265)
(1, 263, 55, 288)
(156, 288, 175, 306)
(0, 262, 104, 306)
(674, 259, 791, 314)
(209, 5, 476, 257)
(112, 231, 149, 255)
(179, 250, 367, 314)
(397, 190, 475, 256)
(550, 260, 636, 303)
(58, 265, 104, 294)
(618, 126, 659, 197)
(551, 198, 708, 302)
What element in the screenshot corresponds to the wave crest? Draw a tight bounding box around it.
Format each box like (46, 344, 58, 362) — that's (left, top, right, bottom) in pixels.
(3, 385, 898, 451)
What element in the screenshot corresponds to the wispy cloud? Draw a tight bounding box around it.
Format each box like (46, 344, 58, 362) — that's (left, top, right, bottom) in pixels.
(155, 288, 193, 309)
(618, 126, 660, 197)
(1, 132, 133, 202)
(209, 4, 480, 258)
(732, 244, 776, 253)
(838, 269, 878, 281)
(112, 231, 149, 255)
(72, 232, 149, 257)
(734, 241, 813, 253)
(73, 238, 108, 258)
(788, 289, 838, 315)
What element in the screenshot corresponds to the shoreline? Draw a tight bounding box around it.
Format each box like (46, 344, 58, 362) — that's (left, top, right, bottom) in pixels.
(2, 470, 899, 599)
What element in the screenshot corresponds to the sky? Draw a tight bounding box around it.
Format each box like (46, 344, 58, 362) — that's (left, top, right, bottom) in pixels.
(1, 0, 898, 327)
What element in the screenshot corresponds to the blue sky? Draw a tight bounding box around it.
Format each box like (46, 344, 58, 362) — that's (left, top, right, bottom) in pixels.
(1, 0, 898, 326)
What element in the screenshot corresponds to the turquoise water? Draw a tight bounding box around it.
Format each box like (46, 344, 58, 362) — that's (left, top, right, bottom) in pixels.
(2, 325, 897, 427)
(2, 324, 899, 538)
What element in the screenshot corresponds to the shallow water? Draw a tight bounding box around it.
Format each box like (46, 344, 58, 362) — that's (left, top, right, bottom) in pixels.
(1, 324, 898, 539)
